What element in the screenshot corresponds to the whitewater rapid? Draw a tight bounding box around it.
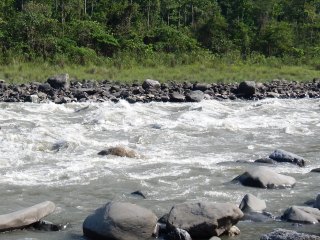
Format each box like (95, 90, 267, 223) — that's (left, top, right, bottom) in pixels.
(0, 99, 319, 239)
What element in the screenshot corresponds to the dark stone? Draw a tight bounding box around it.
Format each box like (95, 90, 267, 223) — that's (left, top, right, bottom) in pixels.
(241, 211, 274, 222)
(142, 79, 161, 90)
(32, 220, 68, 231)
(314, 194, 320, 209)
(269, 149, 305, 167)
(237, 81, 256, 97)
(131, 190, 146, 199)
(260, 229, 320, 240)
(281, 206, 320, 224)
(166, 202, 243, 238)
(255, 158, 277, 164)
(185, 90, 204, 102)
(166, 227, 192, 240)
(47, 74, 69, 89)
(311, 168, 320, 173)
(83, 202, 158, 240)
(98, 146, 140, 158)
(232, 166, 296, 189)
(193, 83, 210, 91)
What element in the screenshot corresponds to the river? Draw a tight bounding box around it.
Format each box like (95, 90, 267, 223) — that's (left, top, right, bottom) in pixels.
(0, 99, 319, 239)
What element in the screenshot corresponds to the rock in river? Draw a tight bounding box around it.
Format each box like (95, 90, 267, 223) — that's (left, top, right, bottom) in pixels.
(166, 202, 243, 238)
(83, 202, 158, 240)
(232, 166, 296, 189)
(260, 228, 320, 240)
(239, 193, 266, 213)
(98, 146, 140, 158)
(281, 206, 320, 224)
(269, 149, 305, 167)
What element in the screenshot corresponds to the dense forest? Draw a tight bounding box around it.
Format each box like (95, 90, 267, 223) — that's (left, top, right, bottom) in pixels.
(0, 0, 320, 65)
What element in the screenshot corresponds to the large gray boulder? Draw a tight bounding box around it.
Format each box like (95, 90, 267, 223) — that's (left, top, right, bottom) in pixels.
(260, 228, 320, 240)
(0, 201, 56, 232)
(166, 202, 243, 238)
(281, 206, 320, 224)
(232, 166, 296, 189)
(186, 90, 204, 102)
(239, 194, 266, 213)
(47, 73, 70, 89)
(269, 149, 305, 167)
(83, 202, 158, 240)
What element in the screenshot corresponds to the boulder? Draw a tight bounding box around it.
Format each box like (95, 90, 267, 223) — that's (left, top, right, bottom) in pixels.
(255, 158, 277, 165)
(47, 74, 70, 89)
(281, 206, 320, 224)
(232, 166, 296, 189)
(83, 202, 158, 240)
(239, 194, 266, 213)
(311, 168, 320, 173)
(0, 201, 56, 232)
(142, 79, 161, 90)
(185, 90, 204, 102)
(166, 202, 243, 238)
(170, 92, 185, 102)
(98, 146, 140, 158)
(269, 149, 305, 167)
(193, 83, 210, 91)
(260, 228, 320, 240)
(315, 194, 320, 209)
(237, 81, 256, 97)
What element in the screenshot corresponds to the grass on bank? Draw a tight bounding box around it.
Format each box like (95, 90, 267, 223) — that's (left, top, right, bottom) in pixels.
(0, 56, 319, 84)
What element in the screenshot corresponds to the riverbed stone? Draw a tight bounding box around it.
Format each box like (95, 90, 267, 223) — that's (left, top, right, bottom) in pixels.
(185, 90, 204, 102)
(239, 193, 266, 213)
(98, 146, 140, 158)
(142, 79, 160, 90)
(269, 149, 305, 167)
(311, 168, 320, 173)
(281, 206, 320, 224)
(47, 73, 70, 89)
(260, 228, 320, 240)
(315, 194, 320, 209)
(0, 201, 56, 232)
(83, 202, 158, 240)
(170, 92, 185, 102)
(232, 166, 296, 189)
(166, 202, 243, 238)
(237, 81, 256, 97)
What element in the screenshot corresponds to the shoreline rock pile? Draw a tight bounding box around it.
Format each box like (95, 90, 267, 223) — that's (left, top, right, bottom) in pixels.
(0, 75, 319, 103)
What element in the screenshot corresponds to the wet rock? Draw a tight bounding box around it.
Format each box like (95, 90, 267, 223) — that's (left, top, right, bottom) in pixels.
(239, 194, 266, 213)
(185, 90, 204, 102)
(209, 237, 221, 240)
(255, 158, 277, 164)
(237, 81, 256, 97)
(314, 194, 320, 209)
(260, 228, 320, 240)
(281, 206, 320, 224)
(232, 166, 296, 189)
(269, 149, 305, 167)
(311, 168, 320, 173)
(98, 146, 140, 158)
(142, 79, 161, 90)
(25, 94, 39, 103)
(32, 220, 68, 231)
(166, 202, 243, 238)
(193, 83, 210, 91)
(166, 227, 192, 240)
(170, 92, 185, 102)
(0, 201, 56, 232)
(47, 74, 70, 89)
(226, 225, 241, 236)
(83, 202, 158, 240)
(130, 190, 146, 199)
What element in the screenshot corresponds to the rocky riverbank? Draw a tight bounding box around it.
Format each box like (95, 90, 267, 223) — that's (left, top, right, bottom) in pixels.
(0, 74, 319, 103)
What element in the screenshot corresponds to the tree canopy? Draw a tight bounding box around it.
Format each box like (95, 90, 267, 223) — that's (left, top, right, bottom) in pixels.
(0, 0, 319, 64)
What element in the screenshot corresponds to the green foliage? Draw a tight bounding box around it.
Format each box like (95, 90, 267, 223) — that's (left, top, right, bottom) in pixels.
(0, 0, 319, 65)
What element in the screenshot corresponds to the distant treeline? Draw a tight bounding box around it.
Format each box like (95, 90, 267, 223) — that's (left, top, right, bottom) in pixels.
(0, 0, 320, 65)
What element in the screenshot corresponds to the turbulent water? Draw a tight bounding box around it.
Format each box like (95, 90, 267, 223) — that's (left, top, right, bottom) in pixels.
(0, 99, 319, 240)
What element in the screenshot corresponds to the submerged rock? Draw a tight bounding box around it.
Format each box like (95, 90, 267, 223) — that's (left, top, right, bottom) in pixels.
(315, 194, 320, 209)
(269, 149, 305, 167)
(281, 206, 320, 224)
(166, 202, 243, 238)
(83, 201, 158, 240)
(130, 190, 146, 199)
(260, 228, 320, 240)
(98, 146, 140, 158)
(232, 166, 296, 189)
(311, 168, 320, 173)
